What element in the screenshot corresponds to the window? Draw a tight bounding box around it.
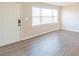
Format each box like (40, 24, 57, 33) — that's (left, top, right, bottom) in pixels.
(32, 7, 41, 26)
(53, 10, 58, 23)
(32, 17, 40, 25)
(32, 7, 58, 26)
(41, 8, 53, 24)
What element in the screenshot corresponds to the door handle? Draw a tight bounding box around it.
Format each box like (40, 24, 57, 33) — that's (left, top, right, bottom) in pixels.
(18, 19, 21, 26)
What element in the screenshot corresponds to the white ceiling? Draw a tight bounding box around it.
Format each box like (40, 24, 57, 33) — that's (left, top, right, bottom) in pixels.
(45, 2, 79, 6)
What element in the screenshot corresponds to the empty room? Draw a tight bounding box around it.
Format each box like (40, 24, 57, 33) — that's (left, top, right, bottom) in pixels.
(0, 2, 79, 56)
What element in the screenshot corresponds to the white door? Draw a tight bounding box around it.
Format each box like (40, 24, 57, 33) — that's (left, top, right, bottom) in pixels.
(0, 3, 21, 46)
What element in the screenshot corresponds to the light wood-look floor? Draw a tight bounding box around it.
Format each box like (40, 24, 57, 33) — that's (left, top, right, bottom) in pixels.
(0, 30, 79, 56)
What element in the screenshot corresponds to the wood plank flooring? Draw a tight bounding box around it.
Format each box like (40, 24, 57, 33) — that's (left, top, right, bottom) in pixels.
(0, 30, 79, 56)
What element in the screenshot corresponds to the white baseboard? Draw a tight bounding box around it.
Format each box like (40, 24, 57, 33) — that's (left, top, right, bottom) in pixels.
(62, 26, 79, 32)
(22, 27, 60, 40)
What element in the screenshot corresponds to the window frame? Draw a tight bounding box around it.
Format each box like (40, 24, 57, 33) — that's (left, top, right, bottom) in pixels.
(32, 6, 58, 26)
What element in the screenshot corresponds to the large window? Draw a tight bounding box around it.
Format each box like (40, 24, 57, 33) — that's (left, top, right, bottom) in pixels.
(32, 7, 58, 26)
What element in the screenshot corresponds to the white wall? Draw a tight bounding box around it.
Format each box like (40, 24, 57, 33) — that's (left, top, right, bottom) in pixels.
(0, 3, 21, 46)
(21, 3, 61, 40)
(61, 4, 79, 32)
